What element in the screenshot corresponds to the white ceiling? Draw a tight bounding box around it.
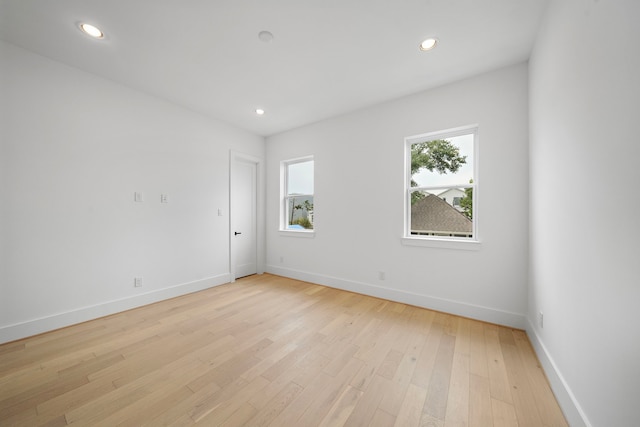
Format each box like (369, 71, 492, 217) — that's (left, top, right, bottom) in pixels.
(0, 0, 549, 136)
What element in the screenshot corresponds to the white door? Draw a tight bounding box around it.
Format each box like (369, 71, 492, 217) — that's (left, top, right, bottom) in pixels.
(230, 157, 257, 279)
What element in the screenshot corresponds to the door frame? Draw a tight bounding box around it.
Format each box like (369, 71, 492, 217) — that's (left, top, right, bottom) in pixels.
(229, 150, 265, 282)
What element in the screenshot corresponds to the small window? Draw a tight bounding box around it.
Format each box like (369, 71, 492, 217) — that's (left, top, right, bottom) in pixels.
(281, 157, 314, 231)
(405, 126, 477, 241)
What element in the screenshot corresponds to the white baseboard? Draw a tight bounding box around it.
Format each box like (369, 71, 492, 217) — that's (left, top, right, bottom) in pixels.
(0, 273, 230, 344)
(525, 318, 592, 427)
(266, 265, 526, 329)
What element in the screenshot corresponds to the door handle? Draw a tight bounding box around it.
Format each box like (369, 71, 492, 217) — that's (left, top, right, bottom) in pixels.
(234, 231, 242, 236)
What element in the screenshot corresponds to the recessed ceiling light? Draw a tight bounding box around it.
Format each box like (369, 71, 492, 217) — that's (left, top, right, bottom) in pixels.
(80, 23, 104, 39)
(419, 37, 438, 51)
(258, 31, 274, 43)
(255, 108, 265, 116)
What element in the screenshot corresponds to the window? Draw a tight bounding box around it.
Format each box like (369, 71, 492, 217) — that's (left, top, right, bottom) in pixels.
(281, 157, 314, 232)
(405, 126, 477, 241)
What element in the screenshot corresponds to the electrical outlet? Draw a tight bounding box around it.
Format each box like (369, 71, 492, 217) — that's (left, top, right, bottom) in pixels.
(538, 311, 544, 328)
(134, 192, 144, 202)
(379, 271, 386, 281)
(134, 277, 143, 287)
(160, 194, 169, 203)
(279, 256, 284, 263)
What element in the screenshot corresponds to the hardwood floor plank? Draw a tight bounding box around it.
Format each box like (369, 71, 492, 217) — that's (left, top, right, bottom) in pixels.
(370, 408, 396, 427)
(140, 383, 221, 426)
(436, 312, 459, 337)
(378, 335, 424, 416)
(244, 342, 330, 415)
(0, 365, 59, 401)
(93, 358, 209, 427)
(492, 397, 519, 427)
(443, 352, 470, 427)
(0, 341, 25, 356)
(36, 375, 116, 418)
(512, 330, 568, 427)
(187, 377, 249, 423)
(259, 332, 325, 382)
(294, 357, 364, 426)
(411, 321, 443, 388)
(218, 402, 258, 427)
(64, 380, 152, 425)
(485, 324, 514, 404)
(115, 386, 193, 427)
(189, 376, 270, 426)
(469, 373, 493, 427)
(500, 332, 545, 426)
(0, 274, 566, 427)
(469, 321, 489, 378)
(323, 343, 360, 377)
(0, 373, 88, 420)
(350, 327, 397, 392)
(318, 385, 364, 427)
(245, 381, 303, 426)
(443, 319, 472, 427)
(240, 341, 298, 382)
(420, 414, 445, 427)
(393, 383, 428, 427)
(377, 349, 404, 380)
(344, 374, 392, 426)
(423, 333, 456, 421)
(96, 386, 193, 427)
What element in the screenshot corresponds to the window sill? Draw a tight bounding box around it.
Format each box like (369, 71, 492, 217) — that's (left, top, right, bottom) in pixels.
(279, 230, 315, 238)
(401, 236, 481, 251)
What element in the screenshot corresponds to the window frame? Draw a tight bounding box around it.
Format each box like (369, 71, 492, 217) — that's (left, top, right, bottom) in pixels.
(402, 125, 480, 249)
(280, 156, 315, 236)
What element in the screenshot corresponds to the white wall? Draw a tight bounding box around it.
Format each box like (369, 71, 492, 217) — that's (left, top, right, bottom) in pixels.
(266, 63, 530, 328)
(0, 41, 264, 343)
(529, 1, 640, 426)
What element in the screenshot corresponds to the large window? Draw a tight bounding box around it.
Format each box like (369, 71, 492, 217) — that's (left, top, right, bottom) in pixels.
(405, 126, 477, 241)
(281, 157, 314, 232)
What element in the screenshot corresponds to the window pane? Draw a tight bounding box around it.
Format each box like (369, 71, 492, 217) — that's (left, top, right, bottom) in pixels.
(410, 188, 473, 238)
(286, 195, 314, 230)
(411, 134, 473, 187)
(287, 160, 314, 195)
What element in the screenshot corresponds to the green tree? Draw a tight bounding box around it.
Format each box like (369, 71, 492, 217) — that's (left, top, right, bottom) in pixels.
(289, 197, 302, 225)
(459, 180, 473, 219)
(302, 199, 314, 213)
(411, 139, 467, 204)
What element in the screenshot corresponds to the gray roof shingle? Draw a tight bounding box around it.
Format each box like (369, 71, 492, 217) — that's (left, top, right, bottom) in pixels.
(411, 194, 472, 235)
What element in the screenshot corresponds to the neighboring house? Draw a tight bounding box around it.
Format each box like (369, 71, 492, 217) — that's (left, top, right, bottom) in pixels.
(436, 188, 466, 211)
(411, 193, 472, 237)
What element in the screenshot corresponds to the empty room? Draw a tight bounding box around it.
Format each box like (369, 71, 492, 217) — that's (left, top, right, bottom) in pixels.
(1, 0, 638, 426)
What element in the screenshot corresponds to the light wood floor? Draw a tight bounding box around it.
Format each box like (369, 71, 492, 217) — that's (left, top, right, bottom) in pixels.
(0, 274, 567, 426)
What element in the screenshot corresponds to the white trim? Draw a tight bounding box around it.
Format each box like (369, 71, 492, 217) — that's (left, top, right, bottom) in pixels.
(406, 124, 480, 142)
(0, 274, 230, 345)
(230, 150, 265, 282)
(401, 236, 481, 250)
(278, 230, 315, 238)
(526, 319, 592, 427)
(266, 265, 525, 329)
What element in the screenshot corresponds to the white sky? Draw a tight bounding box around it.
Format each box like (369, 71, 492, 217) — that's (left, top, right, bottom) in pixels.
(412, 133, 474, 188)
(287, 160, 314, 194)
